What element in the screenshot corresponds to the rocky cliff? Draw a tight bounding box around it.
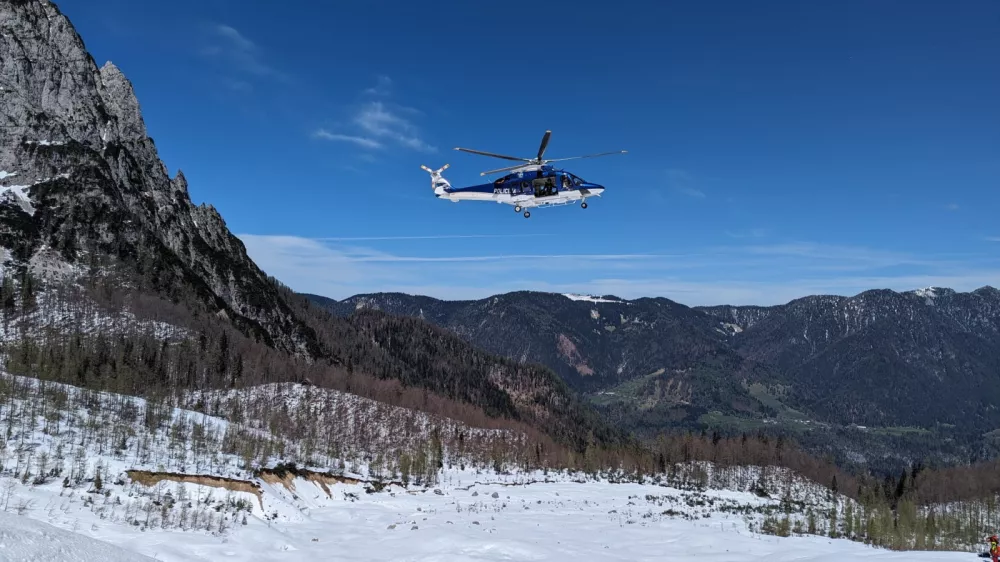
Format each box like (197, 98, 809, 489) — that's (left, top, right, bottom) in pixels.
(0, 0, 320, 356)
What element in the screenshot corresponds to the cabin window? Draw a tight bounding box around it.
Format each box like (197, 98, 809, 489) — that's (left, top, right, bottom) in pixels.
(532, 175, 555, 190)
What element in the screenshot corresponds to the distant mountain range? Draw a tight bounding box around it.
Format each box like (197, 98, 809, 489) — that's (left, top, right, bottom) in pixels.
(306, 285, 1000, 472)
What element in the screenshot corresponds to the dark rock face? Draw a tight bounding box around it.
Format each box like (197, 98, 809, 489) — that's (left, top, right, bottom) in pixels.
(0, 0, 319, 357)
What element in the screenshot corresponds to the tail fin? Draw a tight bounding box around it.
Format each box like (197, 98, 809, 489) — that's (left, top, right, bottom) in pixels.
(421, 164, 451, 196)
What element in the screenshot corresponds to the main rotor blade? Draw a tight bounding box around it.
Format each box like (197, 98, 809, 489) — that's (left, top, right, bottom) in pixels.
(480, 163, 531, 176)
(537, 130, 552, 162)
(453, 147, 530, 162)
(545, 150, 628, 162)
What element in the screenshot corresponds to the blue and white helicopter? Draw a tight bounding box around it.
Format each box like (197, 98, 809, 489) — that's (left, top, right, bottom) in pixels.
(421, 130, 626, 218)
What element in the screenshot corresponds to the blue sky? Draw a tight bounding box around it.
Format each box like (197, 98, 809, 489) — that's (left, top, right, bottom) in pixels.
(59, 0, 999, 305)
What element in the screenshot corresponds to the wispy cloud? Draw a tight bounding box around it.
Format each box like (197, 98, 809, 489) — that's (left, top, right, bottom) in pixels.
(215, 24, 254, 51)
(946, 203, 960, 211)
(338, 253, 674, 263)
(732, 242, 972, 272)
(222, 78, 253, 93)
(353, 101, 435, 152)
(312, 129, 382, 149)
(201, 23, 286, 82)
(312, 77, 435, 153)
(988, 237, 1000, 242)
(725, 228, 769, 239)
(364, 75, 392, 96)
(316, 234, 537, 241)
(678, 187, 706, 198)
(237, 235, 1000, 306)
(666, 169, 706, 199)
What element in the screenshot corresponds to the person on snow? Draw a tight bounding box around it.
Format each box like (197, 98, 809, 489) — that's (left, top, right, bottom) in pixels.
(987, 534, 999, 562)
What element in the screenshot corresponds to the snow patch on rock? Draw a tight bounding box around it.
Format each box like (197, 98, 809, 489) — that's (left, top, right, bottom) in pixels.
(563, 293, 623, 304)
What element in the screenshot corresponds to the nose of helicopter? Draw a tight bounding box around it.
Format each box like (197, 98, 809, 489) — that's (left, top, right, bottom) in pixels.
(582, 183, 605, 195)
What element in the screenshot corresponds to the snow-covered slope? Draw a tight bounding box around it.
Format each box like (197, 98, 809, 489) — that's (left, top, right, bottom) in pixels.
(0, 509, 156, 561)
(0, 286, 190, 344)
(0, 472, 974, 561)
(0, 372, 986, 560)
(182, 382, 521, 464)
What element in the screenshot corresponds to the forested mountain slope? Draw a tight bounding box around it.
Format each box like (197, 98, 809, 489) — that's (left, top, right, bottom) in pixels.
(308, 285, 1000, 472)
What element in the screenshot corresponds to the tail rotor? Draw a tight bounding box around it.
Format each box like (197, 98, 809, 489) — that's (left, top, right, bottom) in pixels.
(420, 164, 450, 175)
(421, 163, 452, 196)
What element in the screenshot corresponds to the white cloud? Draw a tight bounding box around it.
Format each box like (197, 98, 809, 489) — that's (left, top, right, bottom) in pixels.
(312, 76, 435, 153)
(312, 129, 382, 149)
(986, 236, 1000, 242)
(215, 24, 254, 51)
(946, 203, 960, 211)
(238, 235, 1000, 306)
(202, 23, 285, 81)
(353, 101, 435, 152)
(317, 234, 536, 241)
(341, 253, 673, 263)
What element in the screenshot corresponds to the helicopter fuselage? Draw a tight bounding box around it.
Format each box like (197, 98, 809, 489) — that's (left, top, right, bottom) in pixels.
(437, 166, 605, 211)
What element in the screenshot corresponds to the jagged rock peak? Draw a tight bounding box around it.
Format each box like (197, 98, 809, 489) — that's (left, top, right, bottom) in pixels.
(171, 170, 189, 194)
(0, 0, 107, 155)
(97, 61, 148, 142)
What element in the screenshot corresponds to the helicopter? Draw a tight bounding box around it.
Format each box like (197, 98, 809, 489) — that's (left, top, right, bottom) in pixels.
(421, 130, 626, 218)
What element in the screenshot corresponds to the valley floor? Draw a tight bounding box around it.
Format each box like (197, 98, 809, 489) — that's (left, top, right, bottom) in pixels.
(2, 476, 975, 561)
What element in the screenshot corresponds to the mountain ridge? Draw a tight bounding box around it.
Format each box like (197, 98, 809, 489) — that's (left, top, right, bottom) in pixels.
(305, 284, 1000, 471)
(311, 285, 998, 309)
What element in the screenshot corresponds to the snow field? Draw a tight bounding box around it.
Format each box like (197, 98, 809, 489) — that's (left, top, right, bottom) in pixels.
(1, 474, 976, 561)
(0, 372, 981, 560)
(0, 508, 157, 561)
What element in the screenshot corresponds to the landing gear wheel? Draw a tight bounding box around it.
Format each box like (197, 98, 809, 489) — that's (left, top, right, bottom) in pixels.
(523, 211, 530, 218)
(581, 201, 588, 209)
(515, 205, 522, 212)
